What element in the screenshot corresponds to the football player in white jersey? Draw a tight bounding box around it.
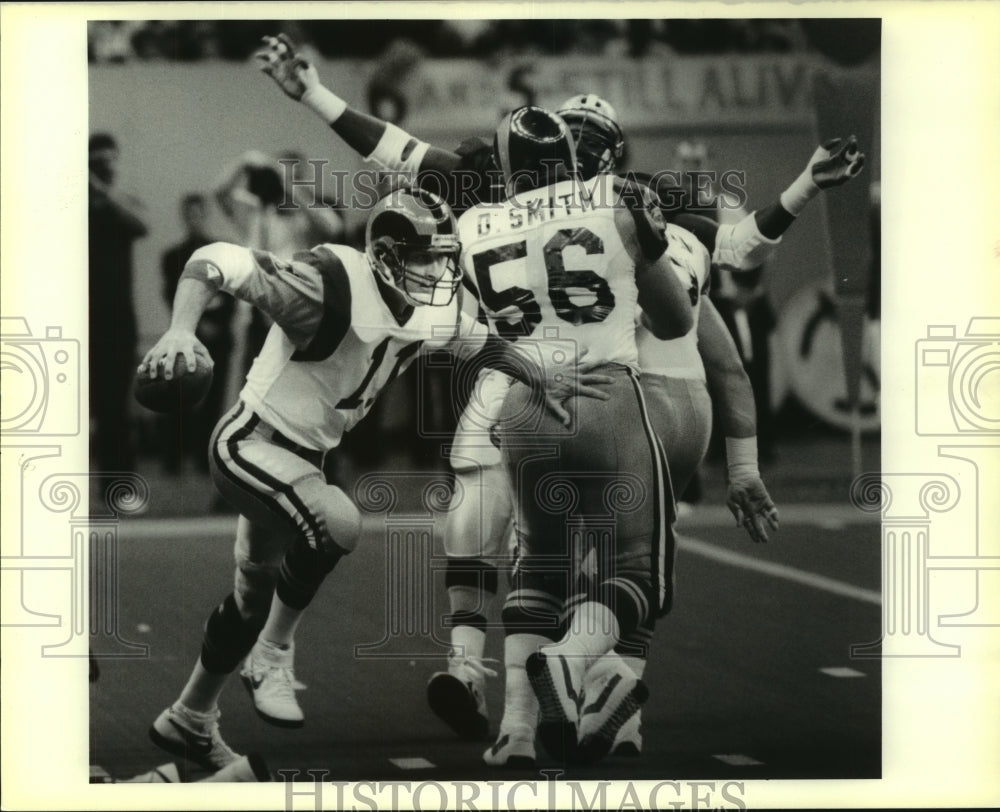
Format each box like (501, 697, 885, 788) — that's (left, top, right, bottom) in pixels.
(480, 95, 862, 764)
(461, 105, 695, 765)
(138, 187, 609, 771)
(254, 36, 865, 755)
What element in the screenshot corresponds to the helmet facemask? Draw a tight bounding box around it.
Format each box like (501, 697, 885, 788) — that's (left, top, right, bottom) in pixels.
(366, 188, 463, 308)
(369, 232, 462, 307)
(561, 110, 624, 179)
(557, 95, 625, 179)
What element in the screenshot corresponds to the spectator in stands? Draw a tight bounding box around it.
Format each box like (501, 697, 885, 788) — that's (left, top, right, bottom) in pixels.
(88, 18, 813, 63)
(88, 21, 142, 63)
(88, 132, 148, 472)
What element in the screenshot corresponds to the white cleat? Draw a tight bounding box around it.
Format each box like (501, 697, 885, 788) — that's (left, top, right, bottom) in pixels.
(148, 704, 241, 772)
(525, 650, 584, 763)
(482, 724, 537, 768)
(240, 640, 305, 728)
(577, 653, 648, 764)
(427, 652, 498, 741)
(109, 753, 273, 783)
(117, 762, 182, 783)
(198, 752, 273, 782)
(610, 710, 643, 757)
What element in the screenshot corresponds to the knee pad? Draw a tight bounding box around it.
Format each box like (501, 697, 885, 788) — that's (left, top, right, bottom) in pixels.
(445, 557, 499, 624)
(511, 555, 573, 604)
(501, 589, 564, 642)
(445, 557, 500, 594)
(298, 477, 362, 553)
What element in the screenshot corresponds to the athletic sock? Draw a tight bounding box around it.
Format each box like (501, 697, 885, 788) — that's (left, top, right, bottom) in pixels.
(451, 625, 487, 662)
(258, 591, 304, 648)
(543, 600, 620, 670)
(177, 664, 230, 715)
(498, 632, 547, 732)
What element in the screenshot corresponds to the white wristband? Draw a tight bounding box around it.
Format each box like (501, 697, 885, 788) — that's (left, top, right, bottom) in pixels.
(779, 169, 820, 217)
(726, 436, 760, 482)
(366, 122, 430, 174)
(301, 85, 347, 124)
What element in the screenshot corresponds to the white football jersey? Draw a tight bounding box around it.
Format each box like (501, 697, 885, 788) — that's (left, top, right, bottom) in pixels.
(457, 173, 644, 371)
(636, 223, 711, 381)
(195, 241, 482, 450)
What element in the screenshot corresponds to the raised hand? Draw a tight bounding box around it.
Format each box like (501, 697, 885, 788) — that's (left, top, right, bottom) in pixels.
(255, 34, 318, 101)
(808, 135, 866, 189)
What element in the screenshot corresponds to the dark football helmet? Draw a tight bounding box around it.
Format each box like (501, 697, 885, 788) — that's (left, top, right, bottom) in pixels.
(366, 188, 462, 307)
(492, 106, 578, 196)
(557, 94, 625, 179)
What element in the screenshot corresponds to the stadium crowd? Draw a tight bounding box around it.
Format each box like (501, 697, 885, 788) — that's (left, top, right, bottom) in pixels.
(89, 18, 812, 64)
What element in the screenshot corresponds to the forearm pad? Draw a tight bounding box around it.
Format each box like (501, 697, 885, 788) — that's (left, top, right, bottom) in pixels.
(365, 122, 430, 175)
(712, 213, 781, 273)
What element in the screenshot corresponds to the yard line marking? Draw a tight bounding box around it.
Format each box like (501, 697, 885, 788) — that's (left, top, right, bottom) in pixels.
(120, 514, 389, 540)
(678, 535, 881, 606)
(122, 516, 236, 539)
(390, 757, 435, 770)
(676, 503, 879, 528)
(712, 754, 764, 766)
(820, 667, 867, 678)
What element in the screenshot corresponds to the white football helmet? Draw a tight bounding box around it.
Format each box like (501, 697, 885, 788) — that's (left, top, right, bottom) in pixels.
(557, 94, 625, 178)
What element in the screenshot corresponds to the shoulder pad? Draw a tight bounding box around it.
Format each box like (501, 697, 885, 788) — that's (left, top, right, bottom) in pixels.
(616, 179, 667, 261)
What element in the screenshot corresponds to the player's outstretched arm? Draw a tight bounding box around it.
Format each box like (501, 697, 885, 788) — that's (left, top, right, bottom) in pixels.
(757, 134, 866, 234)
(698, 299, 779, 543)
(256, 34, 462, 175)
(616, 184, 694, 339)
(710, 136, 866, 273)
(141, 242, 332, 380)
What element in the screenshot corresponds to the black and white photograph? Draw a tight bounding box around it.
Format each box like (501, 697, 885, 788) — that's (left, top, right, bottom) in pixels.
(1, 3, 998, 810)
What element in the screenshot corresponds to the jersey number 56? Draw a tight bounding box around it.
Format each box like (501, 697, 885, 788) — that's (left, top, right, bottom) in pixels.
(471, 226, 615, 340)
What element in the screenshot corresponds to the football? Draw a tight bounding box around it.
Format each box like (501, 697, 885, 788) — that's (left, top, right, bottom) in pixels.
(134, 353, 214, 414)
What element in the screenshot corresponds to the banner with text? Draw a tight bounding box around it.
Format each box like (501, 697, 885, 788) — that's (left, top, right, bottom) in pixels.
(359, 55, 859, 132)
